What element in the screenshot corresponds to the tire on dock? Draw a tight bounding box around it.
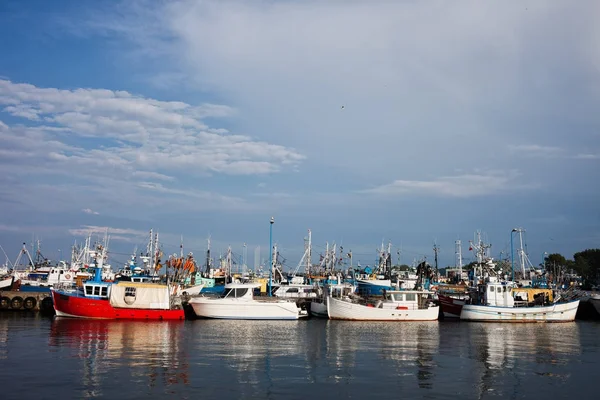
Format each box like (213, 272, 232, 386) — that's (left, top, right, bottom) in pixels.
(0, 296, 10, 309)
(40, 297, 54, 314)
(10, 296, 23, 310)
(23, 297, 37, 310)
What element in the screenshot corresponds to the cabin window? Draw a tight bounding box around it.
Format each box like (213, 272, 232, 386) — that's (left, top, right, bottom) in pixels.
(489, 286, 494, 293)
(59, 270, 63, 274)
(496, 287, 501, 293)
(101, 287, 108, 297)
(287, 288, 299, 293)
(94, 286, 100, 296)
(405, 293, 416, 301)
(125, 287, 136, 296)
(503, 286, 507, 293)
(85, 286, 93, 295)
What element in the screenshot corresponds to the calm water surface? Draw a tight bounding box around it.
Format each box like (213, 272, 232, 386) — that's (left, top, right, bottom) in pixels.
(0, 313, 598, 399)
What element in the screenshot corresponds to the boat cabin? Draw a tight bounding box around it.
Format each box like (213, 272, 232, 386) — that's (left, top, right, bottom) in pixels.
(479, 282, 554, 307)
(220, 284, 258, 300)
(83, 282, 111, 299)
(379, 290, 431, 310)
(480, 282, 515, 307)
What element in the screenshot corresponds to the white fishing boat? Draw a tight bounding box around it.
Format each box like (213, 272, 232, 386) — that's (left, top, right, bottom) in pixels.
(327, 290, 439, 321)
(0, 275, 14, 289)
(460, 280, 579, 322)
(308, 282, 356, 318)
(189, 283, 305, 320)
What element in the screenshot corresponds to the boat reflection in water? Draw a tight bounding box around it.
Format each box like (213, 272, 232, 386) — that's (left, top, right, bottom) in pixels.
(0, 317, 8, 361)
(468, 322, 582, 398)
(190, 319, 311, 399)
(324, 320, 440, 392)
(49, 318, 188, 397)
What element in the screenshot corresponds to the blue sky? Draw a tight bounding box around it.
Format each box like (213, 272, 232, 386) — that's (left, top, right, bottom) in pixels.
(0, 0, 598, 271)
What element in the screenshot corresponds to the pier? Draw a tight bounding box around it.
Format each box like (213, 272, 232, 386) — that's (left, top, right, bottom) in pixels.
(0, 290, 54, 313)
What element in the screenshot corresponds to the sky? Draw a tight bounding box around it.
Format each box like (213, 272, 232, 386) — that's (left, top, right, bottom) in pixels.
(0, 0, 599, 271)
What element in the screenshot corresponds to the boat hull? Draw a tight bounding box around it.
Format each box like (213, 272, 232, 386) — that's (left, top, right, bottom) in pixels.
(51, 290, 184, 320)
(438, 293, 467, 318)
(327, 297, 439, 321)
(460, 300, 580, 322)
(189, 298, 301, 320)
(588, 297, 600, 316)
(308, 300, 328, 318)
(0, 276, 14, 289)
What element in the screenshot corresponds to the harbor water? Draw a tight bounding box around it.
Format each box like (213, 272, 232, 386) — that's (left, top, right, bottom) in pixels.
(0, 314, 598, 399)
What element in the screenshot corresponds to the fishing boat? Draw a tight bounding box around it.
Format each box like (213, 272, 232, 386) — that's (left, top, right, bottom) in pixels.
(437, 285, 471, 318)
(189, 283, 305, 320)
(51, 280, 185, 320)
(308, 281, 356, 318)
(327, 290, 439, 321)
(459, 279, 579, 322)
(439, 231, 501, 318)
(51, 231, 184, 320)
(0, 275, 14, 290)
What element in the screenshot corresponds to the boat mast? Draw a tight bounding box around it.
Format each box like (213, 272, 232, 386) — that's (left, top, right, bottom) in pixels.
(455, 239, 463, 283)
(386, 241, 392, 278)
(205, 236, 212, 275)
(516, 228, 527, 279)
(243, 243, 247, 275)
(433, 241, 439, 278)
(226, 246, 232, 278)
(306, 229, 312, 276)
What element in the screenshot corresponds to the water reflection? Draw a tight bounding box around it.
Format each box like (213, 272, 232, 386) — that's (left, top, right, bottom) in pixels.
(49, 318, 188, 397)
(324, 321, 440, 390)
(0, 317, 8, 360)
(32, 317, 590, 400)
(191, 319, 310, 399)
(469, 323, 582, 399)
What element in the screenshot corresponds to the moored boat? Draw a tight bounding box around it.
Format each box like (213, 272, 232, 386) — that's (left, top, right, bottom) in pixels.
(51, 233, 184, 320)
(459, 280, 579, 322)
(327, 290, 438, 321)
(189, 283, 304, 320)
(51, 281, 185, 320)
(308, 282, 356, 318)
(437, 284, 471, 318)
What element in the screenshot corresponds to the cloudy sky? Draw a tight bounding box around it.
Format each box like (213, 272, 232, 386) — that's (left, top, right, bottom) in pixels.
(0, 0, 598, 270)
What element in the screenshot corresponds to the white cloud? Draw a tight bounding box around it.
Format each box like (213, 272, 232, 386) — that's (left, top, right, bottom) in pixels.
(574, 153, 600, 160)
(76, 0, 600, 190)
(132, 170, 175, 181)
(82, 208, 100, 215)
(0, 79, 306, 216)
(508, 144, 563, 157)
(362, 170, 525, 198)
(67, 225, 148, 240)
(0, 79, 305, 176)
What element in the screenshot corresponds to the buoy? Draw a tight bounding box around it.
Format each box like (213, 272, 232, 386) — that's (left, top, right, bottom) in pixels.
(65, 274, 71, 280)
